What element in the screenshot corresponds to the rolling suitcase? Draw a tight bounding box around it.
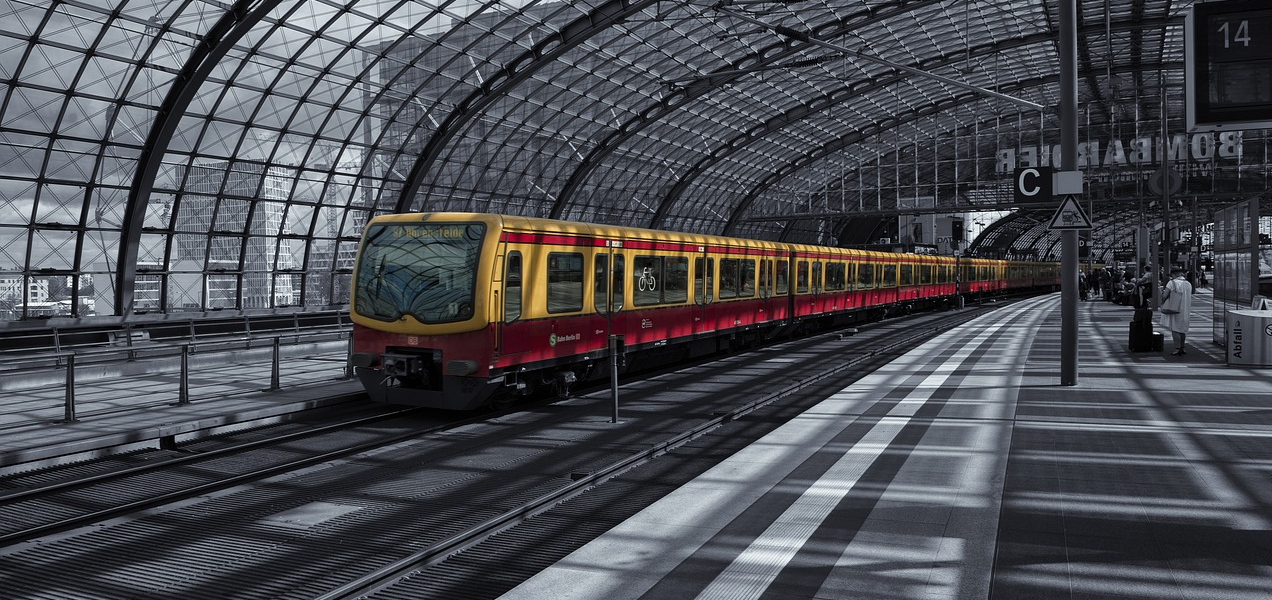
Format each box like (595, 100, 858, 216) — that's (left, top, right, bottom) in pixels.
(1129, 320, 1155, 352)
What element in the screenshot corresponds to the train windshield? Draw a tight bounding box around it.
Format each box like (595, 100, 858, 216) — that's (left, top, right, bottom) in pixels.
(354, 222, 486, 323)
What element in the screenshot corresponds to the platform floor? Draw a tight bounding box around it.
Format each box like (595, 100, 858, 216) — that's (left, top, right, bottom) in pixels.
(0, 341, 360, 471)
(4, 292, 1270, 600)
(499, 289, 1272, 600)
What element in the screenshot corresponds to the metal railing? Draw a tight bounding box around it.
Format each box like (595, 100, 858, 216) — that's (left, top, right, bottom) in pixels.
(0, 310, 350, 365)
(4, 325, 354, 429)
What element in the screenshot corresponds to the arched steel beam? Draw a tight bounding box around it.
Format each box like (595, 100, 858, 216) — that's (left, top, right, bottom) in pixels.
(966, 211, 1034, 255)
(549, 0, 941, 221)
(739, 52, 1178, 242)
(393, 0, 662, 214)
(721, 72, 1066, 238)
(721, 82, 1030, 237)
(655, 16, 1179, 234)
(651, 34, 1055, 230)
(117, 0, 276, 315)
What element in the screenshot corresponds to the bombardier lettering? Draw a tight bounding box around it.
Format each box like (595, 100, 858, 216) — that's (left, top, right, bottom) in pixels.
(995, 132, 1243, 174)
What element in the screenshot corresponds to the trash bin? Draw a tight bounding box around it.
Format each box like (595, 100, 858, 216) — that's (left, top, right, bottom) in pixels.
(1225, 309, 1272, 366)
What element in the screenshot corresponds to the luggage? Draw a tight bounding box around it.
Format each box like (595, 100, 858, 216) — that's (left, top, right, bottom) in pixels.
(1129, 320, 1157, 352)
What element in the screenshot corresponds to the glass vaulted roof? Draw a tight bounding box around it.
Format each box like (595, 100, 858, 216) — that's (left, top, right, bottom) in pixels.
(0, 0, 1254, 322)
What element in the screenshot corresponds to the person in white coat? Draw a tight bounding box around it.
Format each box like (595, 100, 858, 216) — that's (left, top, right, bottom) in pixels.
(1160, 267, 1193, 355)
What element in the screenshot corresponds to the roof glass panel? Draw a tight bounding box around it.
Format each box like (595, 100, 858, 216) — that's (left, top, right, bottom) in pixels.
(1, 0, 1257, 323)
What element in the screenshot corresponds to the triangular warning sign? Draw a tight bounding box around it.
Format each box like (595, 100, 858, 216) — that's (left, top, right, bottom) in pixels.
(1047, 195, 1092, 230)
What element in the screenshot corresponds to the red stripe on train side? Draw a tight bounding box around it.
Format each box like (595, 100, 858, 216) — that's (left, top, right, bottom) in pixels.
(501, 232, 790, 257)
(500, 232, 609, 247)
(704, 246, 777, 256)
(620, 240, 701, 252)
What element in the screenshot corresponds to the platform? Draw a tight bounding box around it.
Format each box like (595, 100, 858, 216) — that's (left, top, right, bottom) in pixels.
(0, 340, 361, 472)
(499, 289, 1272, 600)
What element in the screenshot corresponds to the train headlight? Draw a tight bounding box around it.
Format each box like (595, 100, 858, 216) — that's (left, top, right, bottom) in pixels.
(381, 353, 425, 377)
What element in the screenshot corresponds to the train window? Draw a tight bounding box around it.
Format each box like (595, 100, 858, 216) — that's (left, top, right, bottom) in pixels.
(547, 252, 584, 313)
(811, 262, 823, 293)
(694, 257, 714, 304)
(775, 260, 789, 295)
(759, 259, 772, 297)
(504, 252, 522, 323)
(796, 261, 809, 293)
(920, 264, 932, 285)
(980, 266, 990, 280)
(825, 263, 846, 291)
(882, 264, 897, 287)
(899, 264, 913, 286)
(739, 259, 755, 298)
(858, 263, 874, 289)
(719, 258, 739, 299)
(593, 253, 624, 314)
(354, 222, 484, 323)
(633, 256, 662, 306)
(664, 257, 689, 303)
(937, 265, 947, 284)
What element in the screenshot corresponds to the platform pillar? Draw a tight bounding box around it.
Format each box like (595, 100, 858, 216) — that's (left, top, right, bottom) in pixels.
(1059, 0, 1079, 385)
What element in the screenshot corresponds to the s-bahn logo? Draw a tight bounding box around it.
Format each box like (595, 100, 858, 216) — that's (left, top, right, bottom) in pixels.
(549, 333, 580, 347)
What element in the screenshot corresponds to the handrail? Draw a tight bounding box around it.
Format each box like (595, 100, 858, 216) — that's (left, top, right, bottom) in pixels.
(0, 326, 351, 371)
(0, 310, 351, 360)
(2, 332, 354, 430)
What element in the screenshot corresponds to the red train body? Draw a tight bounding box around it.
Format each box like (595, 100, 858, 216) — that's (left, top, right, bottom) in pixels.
(349, 213, 1059, 410)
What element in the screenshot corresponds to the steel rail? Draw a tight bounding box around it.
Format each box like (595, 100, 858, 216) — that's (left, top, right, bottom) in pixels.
(0, 405, 501, 547)
(315, 304, 998, 599)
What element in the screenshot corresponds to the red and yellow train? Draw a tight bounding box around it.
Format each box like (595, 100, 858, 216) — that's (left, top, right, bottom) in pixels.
(349, 212, 1059, 409)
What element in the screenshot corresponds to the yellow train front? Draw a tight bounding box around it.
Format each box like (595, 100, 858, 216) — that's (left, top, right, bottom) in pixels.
(349, 213, 507, 409)
(349, 212, 1058, 410)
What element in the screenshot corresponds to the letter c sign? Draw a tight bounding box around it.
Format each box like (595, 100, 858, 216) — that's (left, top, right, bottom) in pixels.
(1014, 166, 1053, 202)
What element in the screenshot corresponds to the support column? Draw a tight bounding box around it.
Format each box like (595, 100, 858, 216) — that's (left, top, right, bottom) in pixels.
(1060, 0, 1079, 385)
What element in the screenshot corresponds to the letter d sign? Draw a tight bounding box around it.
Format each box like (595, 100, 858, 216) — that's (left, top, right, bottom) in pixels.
(1014, 166, 1053, 203)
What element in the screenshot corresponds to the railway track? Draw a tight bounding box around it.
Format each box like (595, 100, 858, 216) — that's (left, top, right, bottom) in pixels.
(0, 300, 1011, 600)
(0, 405, 458, 546)
(311, 303, 1007, 600)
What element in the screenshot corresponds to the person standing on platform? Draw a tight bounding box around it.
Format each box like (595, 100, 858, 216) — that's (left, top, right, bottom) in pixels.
(1136, 264, 1154, 308)
(1160, 267, 1193, 355)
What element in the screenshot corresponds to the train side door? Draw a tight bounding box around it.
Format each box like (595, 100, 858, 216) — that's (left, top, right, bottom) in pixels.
(694, 248, 713, 334)
(793, 257, 809, 318)
(595, 244, 625, 343)
(758, 257, 772, 323)
(498, 249, 531, 358)
(768, 254, 788, 325)
(811, 259, 823, 313)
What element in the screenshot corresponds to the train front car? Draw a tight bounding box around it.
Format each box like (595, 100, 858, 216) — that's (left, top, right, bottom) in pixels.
(349, 213, 503, 410)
